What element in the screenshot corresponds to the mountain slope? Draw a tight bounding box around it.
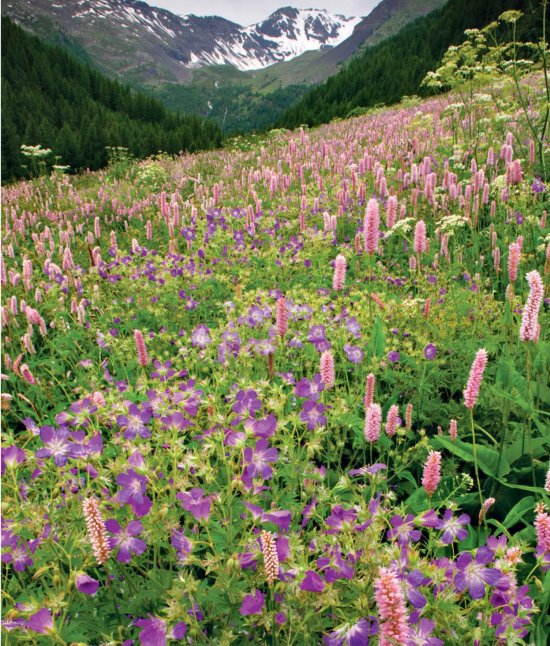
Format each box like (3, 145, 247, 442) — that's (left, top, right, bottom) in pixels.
(276, 0, 542, 130)
(1, 17, 222, 182)
(2, 0, 360, 83)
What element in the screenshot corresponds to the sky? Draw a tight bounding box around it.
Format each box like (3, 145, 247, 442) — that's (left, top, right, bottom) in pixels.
(149, 1, 382, 26)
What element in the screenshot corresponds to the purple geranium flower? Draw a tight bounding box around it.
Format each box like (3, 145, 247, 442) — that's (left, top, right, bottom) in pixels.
(294, 373, 325, 400)
(35, 426, 75, 466)
(344, 344, 364, 364)
(244, 413, 277, 439)
(76, 573, 99, 595)
(455, 546, 502, 599)
(1, 446, 26, 474)
(191, 324, 211, 348)
(409, 618, 443, 645)
(240, 589, 265, 616)
(171, 528, 193, 564)
(105, 519, 147, 563)
(324, 617, 377, 646)
(387, 514, 421, 546)
(176, 488, 212, 522)
(300, 400, 327, 430)
(387, 351, 400, 363)
(27, 609, 53, 634)
(438, 509, 470, 544)
(423, 343, 437, 360)
(117, 403, 152, 440)
(300, 570, 325, 592)
(116, 469, 152, 517)
(243, 439, 278, 481)
(135, 616, 187, 646)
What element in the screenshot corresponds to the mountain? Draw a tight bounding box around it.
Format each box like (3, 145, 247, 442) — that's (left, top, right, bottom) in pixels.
(276, 0, 542, 130)
(1, 17, 222, 183)
(1, 0, 360, 83)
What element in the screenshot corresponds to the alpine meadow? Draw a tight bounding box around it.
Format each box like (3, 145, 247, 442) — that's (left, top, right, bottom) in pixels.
(1, 1, 550, 645)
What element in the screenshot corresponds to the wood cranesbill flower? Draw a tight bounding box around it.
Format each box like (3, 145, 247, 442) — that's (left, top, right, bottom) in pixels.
(105, 519, 146, 563)
(240, 589, 265, 616)
(116, 469, 152, 518)
(454, 546, 502, 599)
(176, 488, 213, 522)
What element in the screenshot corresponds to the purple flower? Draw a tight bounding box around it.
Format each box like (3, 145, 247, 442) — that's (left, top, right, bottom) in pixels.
(177, 488, 212, 522)
(294, 373, 325, 400)
(324, 617, 377, 646)
(1, 446, 26, 474)
(326, 505, 357, 532)
(150, 360, 176, 382)
(116, 469, 152, 517)
(240, 589, 265, 616)
(300, 400, 327, 430)
(243, 439, 278, 481)
(438, 509, 470, 544)
(345, 317, 362, 338)
(105, 519, 146, 563)
(76, 573, 99, 595)
(135, 616, 167, 646)
(344, 344, 364, 364)
(387, 514, 421, 546)
(423, 343, 437, 360)
(409, 618, 443, 645)
(455, 546, 502, 599)
(27, 609, 53, 634)
(171, 528, 193, 564)
(348, 463, 387, 477)
(532, 177, 546, 193)
(35, 426, 75, 466)
(244, 413, 277, 439)
(191, 324, 211, 348)
(387, 351, 400, 363)
(307, 325, 327, 344)
(117, 403, 152, 440)
(232, 389, 262, 418)
(300, 570, 325, 592)
(263, 510, 292, 532)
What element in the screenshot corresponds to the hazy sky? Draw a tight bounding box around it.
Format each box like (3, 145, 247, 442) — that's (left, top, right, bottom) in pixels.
(149, 1, 382, 25)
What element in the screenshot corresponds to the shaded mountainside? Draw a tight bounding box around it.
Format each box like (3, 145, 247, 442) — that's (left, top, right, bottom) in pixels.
(1, 18, 223, 183)
(276, 0, 543, 130)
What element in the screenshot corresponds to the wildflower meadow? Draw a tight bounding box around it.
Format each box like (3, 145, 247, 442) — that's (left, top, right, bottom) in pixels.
(2, 39, 550, 646)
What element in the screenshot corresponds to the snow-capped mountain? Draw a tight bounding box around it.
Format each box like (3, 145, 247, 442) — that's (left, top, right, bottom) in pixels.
(2, 0, 362, 82)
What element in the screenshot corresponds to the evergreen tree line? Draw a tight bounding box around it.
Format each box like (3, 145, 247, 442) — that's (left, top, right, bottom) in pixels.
(275, 0, 543, 130)
(1, 18, 223, 183)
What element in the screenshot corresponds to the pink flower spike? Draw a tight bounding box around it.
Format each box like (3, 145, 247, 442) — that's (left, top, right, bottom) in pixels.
(364, 373, 375, 408)
(333, 254, 347, 291)
(134, 329, 149, 367)
(320, 350, 335, 389)
(363, 198, 380, 254)
(375, 567, 410, 645)
(365, 403, 382, 443)
(276, 297, 288, 338)
(520, 270, 543, 342)
(463, 349, 488, 409)
(421, 450, 441, 496)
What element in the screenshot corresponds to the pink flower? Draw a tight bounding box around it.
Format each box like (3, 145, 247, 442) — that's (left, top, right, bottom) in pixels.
(375, 567, 410, 645)
(449, 418, 458, 442)
(364, 403, 382, 442)
(82, 498, 110, 565)
(333, 254, 347, 290)
(363, 198, 380, 254)
(320, 350, 335, 389)
(385, 404, 399, 437)
(276, 297, 288, 337)
(545, 463, 550, 493)
(507, 242, 520, 282)
(478, 497, 496, 523)
(413, 220, 427, 255)
(421, 450, 441, 496)
(535, 505, 550, 552)
(405, 403, 413, 431)
(520, 270, 543, 342)
(134, 329, 149, 367)
(463, 349, 488, 409)
(364, 373, 375, 408)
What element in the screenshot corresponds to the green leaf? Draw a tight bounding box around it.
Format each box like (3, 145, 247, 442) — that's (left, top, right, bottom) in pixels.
(501, 496, 535, 530)
(430, 435, 510, 478)
(496, 479, 546, 494)
(368, 316, 385, 359)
